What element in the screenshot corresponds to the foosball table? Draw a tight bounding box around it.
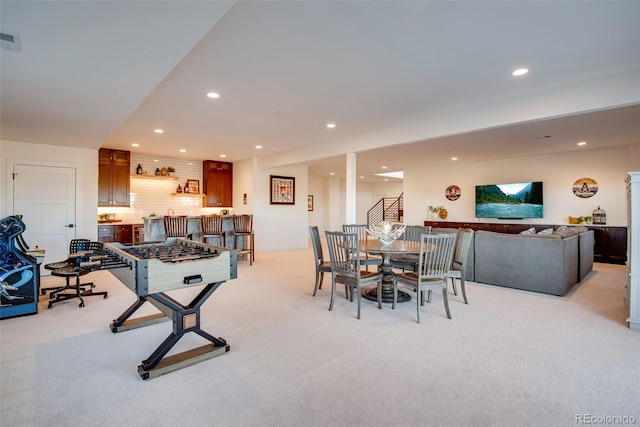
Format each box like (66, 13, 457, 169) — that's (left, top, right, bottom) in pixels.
(97, 238, 237, 380)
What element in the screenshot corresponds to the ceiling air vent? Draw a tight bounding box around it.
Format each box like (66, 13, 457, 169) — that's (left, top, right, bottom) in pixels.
(1, 32, 22, 52)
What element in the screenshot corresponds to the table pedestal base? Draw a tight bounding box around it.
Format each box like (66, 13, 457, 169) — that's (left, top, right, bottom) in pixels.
(363, 287, 411, 304)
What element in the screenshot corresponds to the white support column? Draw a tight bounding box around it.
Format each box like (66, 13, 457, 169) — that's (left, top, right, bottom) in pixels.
(626, 172, 640, 331)
(345, 152, 357, 224)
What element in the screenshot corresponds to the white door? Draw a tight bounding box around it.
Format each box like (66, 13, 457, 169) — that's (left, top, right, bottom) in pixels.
(12, 164, 76, 276)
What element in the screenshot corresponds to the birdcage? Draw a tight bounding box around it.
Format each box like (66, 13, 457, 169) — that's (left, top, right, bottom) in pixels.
(592, 206, 606, 225)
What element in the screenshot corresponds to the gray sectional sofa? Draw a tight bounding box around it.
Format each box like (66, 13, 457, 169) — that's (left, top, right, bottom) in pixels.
(433, 226, 594, 296)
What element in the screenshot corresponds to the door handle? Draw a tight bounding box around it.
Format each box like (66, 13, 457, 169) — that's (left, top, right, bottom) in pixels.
(63, 224, 75, 228)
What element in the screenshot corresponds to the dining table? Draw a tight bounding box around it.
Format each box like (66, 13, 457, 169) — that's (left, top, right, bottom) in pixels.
(361, 239, 421, 304)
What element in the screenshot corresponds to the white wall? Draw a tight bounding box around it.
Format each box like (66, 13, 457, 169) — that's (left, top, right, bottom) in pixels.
(253, 162, 309, 252)
(1, 140, 98, 240)
(403, 145, 639, 227)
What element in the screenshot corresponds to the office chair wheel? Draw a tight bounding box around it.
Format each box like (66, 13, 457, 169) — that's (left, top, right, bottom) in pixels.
(103, 294, 108, 299)
(41, 289, 46, 295)
(79, 302, 84, 308)
(48, 302, 53, 309)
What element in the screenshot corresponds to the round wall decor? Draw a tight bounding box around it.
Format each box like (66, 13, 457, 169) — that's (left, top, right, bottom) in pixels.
(572, 177, 598, 198)
(445, 185, 461, 201)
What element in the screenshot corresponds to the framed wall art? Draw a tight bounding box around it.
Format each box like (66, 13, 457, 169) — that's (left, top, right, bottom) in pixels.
(445, 185, 461, 201)
(572, 177, 598, 198)
(186, 179, 200, 194)
(307, 195, 314, 211)
(270, 175, 295, 205)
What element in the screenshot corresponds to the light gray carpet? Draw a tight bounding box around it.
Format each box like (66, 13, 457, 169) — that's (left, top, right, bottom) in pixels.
(1, 247, 639, 427)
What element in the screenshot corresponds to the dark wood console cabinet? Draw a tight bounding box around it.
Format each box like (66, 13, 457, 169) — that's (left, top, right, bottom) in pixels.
(203, 160, 232, 207)
(423, 221, 627, 264)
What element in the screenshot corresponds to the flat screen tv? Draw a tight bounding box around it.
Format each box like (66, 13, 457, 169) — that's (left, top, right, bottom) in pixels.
(475, 181, 543, 219)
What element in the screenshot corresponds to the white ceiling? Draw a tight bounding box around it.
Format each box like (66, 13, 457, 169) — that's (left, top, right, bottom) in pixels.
(2, 1, 639, 182)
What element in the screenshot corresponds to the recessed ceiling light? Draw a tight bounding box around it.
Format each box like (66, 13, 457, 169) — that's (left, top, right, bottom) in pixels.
(360, 176, 364, 179)
(512, 68, 529, 76)
(131, 143, 139, 147)
(384, 179, 389, 182)
(220, 154, 226, 158)
(330, 172, 335, 176)
(154, 129, 164, 134)
(255, 145, 262, 149)
(381, 166, 387, 169)
(326, 123, 336, 128)
(206, 92, 220, 99)
(451, 157, 458, 161)
(153, 159, 159, 162)
(179, 149, 186, 153)
(577, 141, 587, 146)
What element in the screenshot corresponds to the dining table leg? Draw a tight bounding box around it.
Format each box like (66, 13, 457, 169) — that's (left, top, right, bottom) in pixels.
(363, 253, 411, 303)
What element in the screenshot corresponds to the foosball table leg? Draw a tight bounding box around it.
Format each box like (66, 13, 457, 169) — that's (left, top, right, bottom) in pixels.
(109, 295, 169, 333)
(135, 281, 230, 380)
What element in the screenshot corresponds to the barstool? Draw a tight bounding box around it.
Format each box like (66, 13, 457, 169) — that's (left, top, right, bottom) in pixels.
(233, 214, 254, 265)
(201, 215, 225, 247)
(163, 215, 191, 239)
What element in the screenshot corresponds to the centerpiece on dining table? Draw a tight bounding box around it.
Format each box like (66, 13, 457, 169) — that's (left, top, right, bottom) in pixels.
(366, 221, 406, 246)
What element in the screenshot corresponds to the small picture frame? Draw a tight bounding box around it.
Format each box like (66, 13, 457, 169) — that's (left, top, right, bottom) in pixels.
(186, 179, 200, 194)
(307, 195, 314, 211)
(270, 175, 295, 205)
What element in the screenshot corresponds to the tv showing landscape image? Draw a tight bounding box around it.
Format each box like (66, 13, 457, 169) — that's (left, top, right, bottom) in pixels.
(475, 181, 543, 219)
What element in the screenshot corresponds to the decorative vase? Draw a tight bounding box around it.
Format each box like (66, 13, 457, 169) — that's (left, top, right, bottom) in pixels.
(160, 167, 168, 176)
(431, 212, 439, 221)
(439, 208, 448, 219)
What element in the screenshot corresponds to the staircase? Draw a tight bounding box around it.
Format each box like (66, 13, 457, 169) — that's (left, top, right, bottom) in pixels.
(367, 193, 403, 228)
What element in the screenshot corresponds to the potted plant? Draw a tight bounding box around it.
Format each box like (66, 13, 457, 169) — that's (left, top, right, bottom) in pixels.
(428, 205, 443, 220)
(166, 166, 176, 177)
(577, 215, 593, 224)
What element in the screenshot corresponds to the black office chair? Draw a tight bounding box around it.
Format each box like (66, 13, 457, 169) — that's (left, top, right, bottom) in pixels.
(41, 238, 91, 297)
(44, 241, 108, 308)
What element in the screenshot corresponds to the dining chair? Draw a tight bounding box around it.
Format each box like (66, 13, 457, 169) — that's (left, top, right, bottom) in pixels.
(342, 224, 381, 271)
(325, 230, 382, 319)
(163, 215, 190, 239)
(309, 226, 332, 296)
(392, 232, 456, 323)
(448, 228, 474, 304)
(390, 225, 432, 272)
(201, 215, 225, 247)
(233, 214, 254, 265)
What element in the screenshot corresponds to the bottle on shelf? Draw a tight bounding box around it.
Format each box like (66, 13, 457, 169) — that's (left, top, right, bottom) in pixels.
(184, 182, 190, 193)
(136, 164, 143, 174)
(155, 168, 160, 176)
(176, 184, 182, 193)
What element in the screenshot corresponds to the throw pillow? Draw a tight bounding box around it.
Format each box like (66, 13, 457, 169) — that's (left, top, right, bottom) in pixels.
(537, 228, 553, 235)
(519, 227, 536, 235)
(556, 225, 568, 231)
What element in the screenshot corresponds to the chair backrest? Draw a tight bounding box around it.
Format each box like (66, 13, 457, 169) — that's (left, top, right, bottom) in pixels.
(452, 228, 474, 269)
(201, 215, 223, 236)
(342, 224, 368, 242)
(74, 240, 104, 253)
(404, 225, 431, 242)
(325, 231, 360, 277)
(309, 226, 325, 265)
(69, 238, 90, 253)
(233, 214, 253, 234)
(164, 215, 188, 238)
(417, 233, 457, 279)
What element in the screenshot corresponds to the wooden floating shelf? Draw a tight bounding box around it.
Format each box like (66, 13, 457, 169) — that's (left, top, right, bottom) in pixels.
(131, 174, 179, 180)
(171, 193, 205, 197)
